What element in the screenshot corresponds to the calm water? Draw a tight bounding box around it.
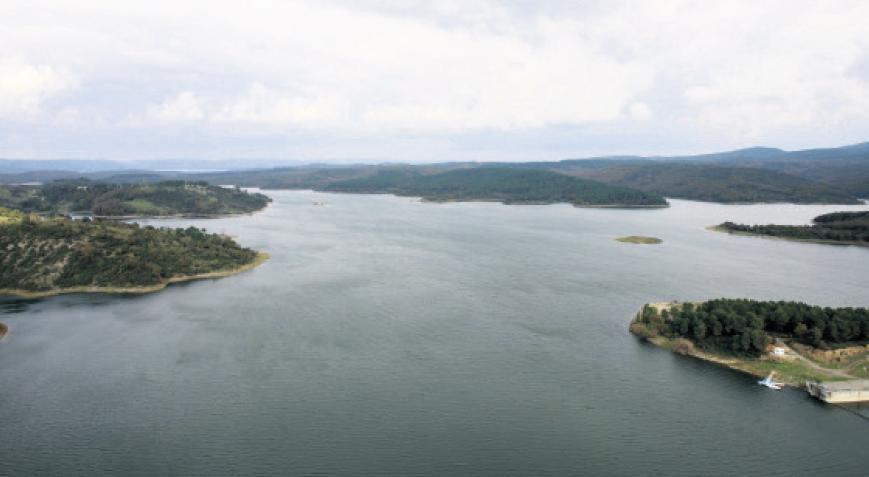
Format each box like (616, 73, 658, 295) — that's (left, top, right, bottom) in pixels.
(1, 192, 868, 476)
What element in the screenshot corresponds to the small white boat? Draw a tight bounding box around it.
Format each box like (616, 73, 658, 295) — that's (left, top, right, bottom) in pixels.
(758, 373, 783, 390)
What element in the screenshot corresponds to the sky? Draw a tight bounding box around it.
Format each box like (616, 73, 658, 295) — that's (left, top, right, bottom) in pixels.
(2, 0, 869, 162)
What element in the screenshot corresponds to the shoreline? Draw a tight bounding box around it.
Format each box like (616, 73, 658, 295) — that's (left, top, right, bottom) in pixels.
(0, 322, 6, 340)
(0, 252, 269, 299)
(708, 224, 869, 248)
(322, 190, 668, 208)
(73, 202, 271, 221)
(628, 302, 861, 389)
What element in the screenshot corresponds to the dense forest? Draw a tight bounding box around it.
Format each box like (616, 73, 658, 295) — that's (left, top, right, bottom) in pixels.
(0, 211, 260, 292)
(0, 180, 270, 216)
(323, 168, 668, 207)
(717, 210, 869, 245)
(634, 299, 869, 356)
(564, 163, 861, 204)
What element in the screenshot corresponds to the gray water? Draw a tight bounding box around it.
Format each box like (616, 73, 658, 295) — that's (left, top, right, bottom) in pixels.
(1, 192, 868, 476)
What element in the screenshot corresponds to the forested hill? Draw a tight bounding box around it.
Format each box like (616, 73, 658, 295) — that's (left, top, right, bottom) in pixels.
(0, 209, 263, 295)
(323, 168, 668, 207)
(562, 163, 861, 204)
(716, 210, 869, 246)
(0, 180, 270, 217)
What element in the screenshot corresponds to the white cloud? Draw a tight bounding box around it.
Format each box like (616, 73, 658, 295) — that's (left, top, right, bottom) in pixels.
(0, 57, 74, 117)
(146, 92, 204, 123)
(628, 102, 652, 121)
(1, 0, 869, 158)
(214, 84, 350, 129)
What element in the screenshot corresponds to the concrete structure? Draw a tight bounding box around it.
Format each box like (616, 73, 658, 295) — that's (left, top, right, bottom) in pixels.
(771, 347, 785, 356)
(806, 380, 869, 403)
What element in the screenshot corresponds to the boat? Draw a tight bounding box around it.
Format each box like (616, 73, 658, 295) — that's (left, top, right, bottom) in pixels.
(758, 373, 783, 390)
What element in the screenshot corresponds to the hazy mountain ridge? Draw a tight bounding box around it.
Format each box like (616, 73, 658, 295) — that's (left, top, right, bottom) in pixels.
(2, 141, 868, 203)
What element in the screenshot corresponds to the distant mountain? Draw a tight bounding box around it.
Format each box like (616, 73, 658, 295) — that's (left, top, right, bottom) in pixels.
(562, 163, 860, 204)
(594, 142, 869, 198)
(323, 168, 668, 207)
(3, 141, 868, 203)
(0, 160, 129, 173)
(0, 158, 309, 174)
(705, 144, 869, 198)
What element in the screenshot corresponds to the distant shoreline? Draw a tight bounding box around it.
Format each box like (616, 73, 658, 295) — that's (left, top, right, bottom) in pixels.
(708, 224, 869, 247)
(318, 190, 669, 208)
(0, 252, 269, 299)
(71, 201, 271, 221)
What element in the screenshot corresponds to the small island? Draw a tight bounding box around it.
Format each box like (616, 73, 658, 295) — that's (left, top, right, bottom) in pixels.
(0, 207, 267, 298)
(0, 322, 7, 340)
(630, 299, 869, 402)
(615, 236, 662, 244)
(713, 211, 869, 246)
(0, 180, 271, 217)
(323, 168, 669, 208)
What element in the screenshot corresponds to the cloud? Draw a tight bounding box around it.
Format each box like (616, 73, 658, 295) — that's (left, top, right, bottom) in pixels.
(146, 92, 204, 123)
(628, 102, 652, 121)
(213, 84, 350, 130)
(1, 0, 869, 159)
(0, 57, 74, 118)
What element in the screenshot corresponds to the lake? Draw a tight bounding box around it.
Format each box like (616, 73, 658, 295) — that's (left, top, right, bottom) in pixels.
(1, 192, 868, 476)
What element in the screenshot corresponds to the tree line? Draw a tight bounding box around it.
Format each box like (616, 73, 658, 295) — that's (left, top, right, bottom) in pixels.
(0, 179, 270, 216)
(718, 210, 869, 244)
(324, 168, 668, 206)
(636, 299, 869, 356)
(0, 215, 258, 291)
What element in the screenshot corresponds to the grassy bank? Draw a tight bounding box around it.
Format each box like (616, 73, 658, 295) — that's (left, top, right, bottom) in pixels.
(0, 252, 268, 299)
(629, 302, 861, 386)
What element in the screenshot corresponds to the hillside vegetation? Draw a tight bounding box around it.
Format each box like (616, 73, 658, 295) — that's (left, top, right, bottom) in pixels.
(323, 168, 668, 207)
(0, 180, 270, 216)
(564, 163, 861, 204)
(633, 299, 869, 356)
(4, 141, 867, 204)
(717, 210, 869, 246)
(0, 213, 263, 295)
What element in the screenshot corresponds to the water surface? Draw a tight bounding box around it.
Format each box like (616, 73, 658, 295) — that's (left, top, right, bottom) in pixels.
(1, 193, 868, 476)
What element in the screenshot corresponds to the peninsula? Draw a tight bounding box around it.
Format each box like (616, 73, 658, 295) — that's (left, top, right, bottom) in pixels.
(322, 168, 668, 208)
(714, 211, 869, 246)
(630, 299, 869, 401)
(0, 180, 271, 217)
(0, 208, 267, 298)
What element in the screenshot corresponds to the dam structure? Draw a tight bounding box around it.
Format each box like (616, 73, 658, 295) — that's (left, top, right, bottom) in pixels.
(806, 380, 869, 403)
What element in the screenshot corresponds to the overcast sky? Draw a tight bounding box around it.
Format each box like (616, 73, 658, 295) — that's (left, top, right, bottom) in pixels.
(2, 0, 869, 162)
